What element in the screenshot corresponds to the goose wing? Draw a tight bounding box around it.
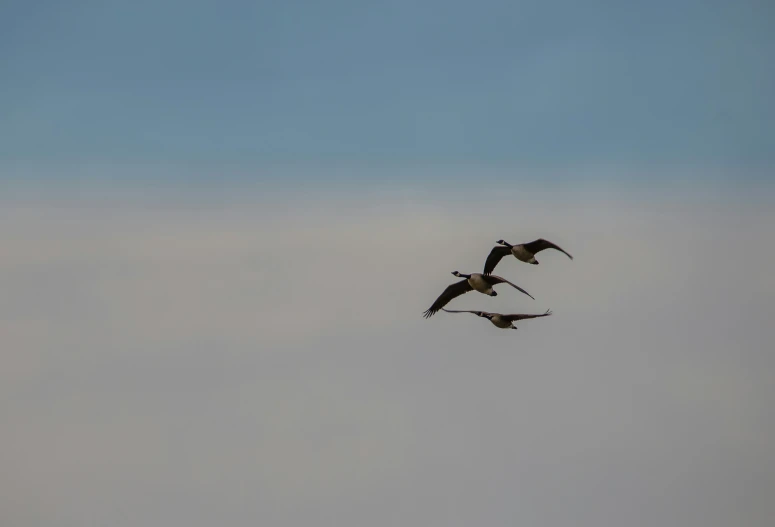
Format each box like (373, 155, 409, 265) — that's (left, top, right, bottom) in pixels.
(484, 274, 535, 300)
(423, 280, 473, 318)
(502, 309, 552, 322)
(522, 238, 573, 260)
(483, 245, 512, 275)
(441, 308, 491, 317)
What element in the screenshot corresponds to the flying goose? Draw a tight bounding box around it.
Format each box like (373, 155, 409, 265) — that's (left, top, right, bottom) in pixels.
(484, 238, 573, 275)
(422, 271, 534, 319)
(442, 308, 552, 329)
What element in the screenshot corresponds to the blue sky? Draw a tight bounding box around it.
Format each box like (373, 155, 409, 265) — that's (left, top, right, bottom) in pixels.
(1, 0, 774, 176)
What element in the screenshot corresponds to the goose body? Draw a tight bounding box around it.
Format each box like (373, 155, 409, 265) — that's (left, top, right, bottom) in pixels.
(442, 308, 552, 330)
(509, 244, 535, 263)
(423, 271, 534, 319)
(484, 238, 573, 275)
(467, 273, 497, 294)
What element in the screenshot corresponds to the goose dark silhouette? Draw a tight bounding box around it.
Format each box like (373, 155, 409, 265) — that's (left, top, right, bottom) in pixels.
(484, 238, 573, 275)
(423, 271, 533, 319)
(442, 308, 552, 329)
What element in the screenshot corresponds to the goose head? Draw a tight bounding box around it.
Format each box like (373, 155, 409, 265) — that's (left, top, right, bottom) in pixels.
(451, 271, 463, 277)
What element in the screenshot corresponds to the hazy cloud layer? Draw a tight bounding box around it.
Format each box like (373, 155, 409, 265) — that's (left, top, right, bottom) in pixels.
(1, 188, 774, 526)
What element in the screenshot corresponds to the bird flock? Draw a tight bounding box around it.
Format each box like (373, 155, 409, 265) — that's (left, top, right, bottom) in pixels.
(422, 238, 573, 330)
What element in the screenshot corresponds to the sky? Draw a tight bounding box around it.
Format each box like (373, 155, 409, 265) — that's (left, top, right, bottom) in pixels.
(2, 193, 774, 527)
(2, 1, 775, 526)
(1, 0, 774, 171)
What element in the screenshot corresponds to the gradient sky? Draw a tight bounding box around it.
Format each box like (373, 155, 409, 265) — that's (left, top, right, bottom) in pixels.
(2, 2, 775, 526)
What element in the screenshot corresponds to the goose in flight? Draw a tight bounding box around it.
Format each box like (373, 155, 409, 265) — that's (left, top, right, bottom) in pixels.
(442, 308, 552, 330)
(484, 238, 573, 275)
(422, 271, 534, 319)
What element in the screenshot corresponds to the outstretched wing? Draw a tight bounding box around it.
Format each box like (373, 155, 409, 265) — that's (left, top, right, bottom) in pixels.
(423, 280, 473, 318)
(484, 274, 535, 300)
(502, 309, 552, 322)
(522, 238, 573, 260)
(483, 245, 511, 275)
(441, 308, 491, 317)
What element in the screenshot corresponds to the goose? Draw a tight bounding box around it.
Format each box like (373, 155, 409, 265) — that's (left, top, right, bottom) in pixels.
(422, 271, 534, 319)
(441, 308, 552, 329)
(484, 238, 573, 275)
